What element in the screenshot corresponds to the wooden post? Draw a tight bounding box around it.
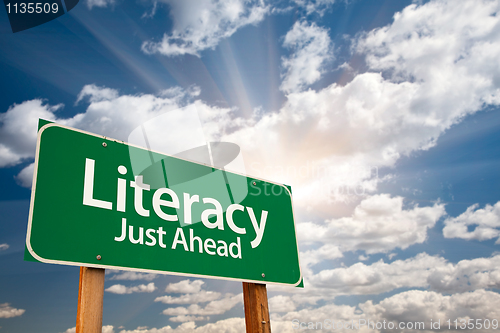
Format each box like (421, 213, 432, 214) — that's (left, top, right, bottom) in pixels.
(243, 282, 271, 333)
(76, 267, 105, 333)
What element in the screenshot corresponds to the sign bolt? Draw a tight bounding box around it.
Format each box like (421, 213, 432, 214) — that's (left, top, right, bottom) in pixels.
(102, 142, 107, 147)
(96, 255, 102, 260)
(262, 321, 266, 324)
(261, 273, 265, 278)
(253, 181, 256, 185)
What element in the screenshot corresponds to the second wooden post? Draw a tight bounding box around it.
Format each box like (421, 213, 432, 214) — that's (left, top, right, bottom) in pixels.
(243, 282, 271, 333)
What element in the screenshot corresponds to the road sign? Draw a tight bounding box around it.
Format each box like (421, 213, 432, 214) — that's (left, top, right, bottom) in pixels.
(26, 121, 302, 286)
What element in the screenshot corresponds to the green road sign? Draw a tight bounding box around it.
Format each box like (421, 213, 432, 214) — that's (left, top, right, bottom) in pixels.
(26, 121, 302, 286)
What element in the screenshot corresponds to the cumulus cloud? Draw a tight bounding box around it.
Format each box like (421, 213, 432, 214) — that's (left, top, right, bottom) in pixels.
(75, 84, 119, 104)
(15, 162, 34, 188)
(443, 201, 500, 242)
(307, 253, 445, 296)
(108, 271, 158, 281)
(273, 289, 500, 333)
(427, 255, 500, 293)
(63, 84, 214, 142)
(2, 5, 500, 313)
(7, 0, 500, 209)
(155, 291, 221, 304)
(85, 0, 114, 10)
(115, 324, 194, 333)
(298, 194, 445, 254)
(295, 253, 500, 300)
(362, 289, 500, 332)
(105, 282, 156, 294)
(0, 86, 162, 168)
(162, 293, 242, 318)
(63, 325, 114, 333)
(0, 303, 25, 318)
(156, 280, 239, 322)
(299, 243, 343, 277)
(118, 318, 245, 333)
(4, 0, 500, 208)
(168, 315, 209, 323)
(0, 99, 60, 167)
(141, 0, 268, 57)
(280, 21, 333, 93)
(269, 295, 296, 313)
(0, 84, 233, 187)
(165, 279, 205, 294)
(292, 0, 337, 15)
(0, 244, 9, 251)
(222, 0, 500, 209)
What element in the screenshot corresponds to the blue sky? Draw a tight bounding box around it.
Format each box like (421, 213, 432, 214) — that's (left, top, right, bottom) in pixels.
(2, 0, 500, 332)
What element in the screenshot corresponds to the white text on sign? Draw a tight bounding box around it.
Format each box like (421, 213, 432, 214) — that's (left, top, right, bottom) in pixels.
(82, 158, 269, 259)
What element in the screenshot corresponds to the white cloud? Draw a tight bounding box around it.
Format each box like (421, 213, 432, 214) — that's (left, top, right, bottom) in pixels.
(443, 201, 500, 242)
(271, 302, 368, 333)
(299, 244, 343, 277)
(357, 0, 500, 99)
(427, 255, 500, 293)
(292, 0, 336, 15)
(269, 295, 296, 313)
(0, 84, 233, 187)
(297, 253, 500, 300)
(189, 318, 246, 332)
(165, 280, 205, 294)
(109, 272, 158, 281)
(105, 283, 156, 294)
(64, 85, 203, 142)
(169, 315, 208, 323)
(272, 289, 500, 333)
(361, 289, 500, 332)
(307, 252, 445, 296)
(3, 3, 500, 303)
(0, 303, 25, 318)
(162, 293, 242, 317)
(118, 318, 245, 333)
(0, 244, 9, 251)
(0, 99, 60, 167)
(117, 322, 195, 333)
(141, 0, 268, 57)
(155, 291, 221, 304)
(142, 1, 158, 19)
(15, 162, 34, 188)
(156, 279, 230, 319)
(63, 325, 114, 333)
(85, 0, 114, 10)
(223, 0, 500, 210)
(280, 21, 333, 93)
(8, 0, 500, 211)
(75, 84, 119, 104)
(297, 194, 445, 254)
(3, 0, 500, 209)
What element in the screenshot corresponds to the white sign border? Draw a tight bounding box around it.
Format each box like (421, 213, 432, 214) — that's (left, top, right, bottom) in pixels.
(26, 121, 303, 287)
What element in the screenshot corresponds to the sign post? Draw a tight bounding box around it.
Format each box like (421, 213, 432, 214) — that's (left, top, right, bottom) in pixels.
(26, 121, 302, 332)
(76, 267, 105, 333)
(243, 282, 271, 333)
